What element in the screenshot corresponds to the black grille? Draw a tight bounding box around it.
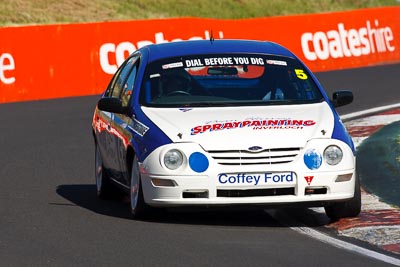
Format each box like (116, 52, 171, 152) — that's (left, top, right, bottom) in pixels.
(217, 187, 295, 197)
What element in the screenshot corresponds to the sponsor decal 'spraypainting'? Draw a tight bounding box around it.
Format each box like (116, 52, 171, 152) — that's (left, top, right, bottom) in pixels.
(191, 119, 316, 135)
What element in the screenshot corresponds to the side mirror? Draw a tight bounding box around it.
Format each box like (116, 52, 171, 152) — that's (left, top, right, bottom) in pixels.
(97, 97, 128, 114)
(331, 90, 353, 108)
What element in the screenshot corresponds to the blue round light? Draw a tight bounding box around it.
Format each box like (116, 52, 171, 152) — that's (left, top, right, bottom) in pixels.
(189, 152, 209, 173)
(304, 149, 322, 170)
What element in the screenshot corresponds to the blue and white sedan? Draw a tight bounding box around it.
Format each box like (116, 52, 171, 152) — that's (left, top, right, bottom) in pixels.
(92, 39, 361, 220)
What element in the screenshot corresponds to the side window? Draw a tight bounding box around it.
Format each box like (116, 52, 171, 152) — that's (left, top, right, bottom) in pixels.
(106, 55, 138, 98)
(104, 65, 123, 97)
(121, 60, 139, 107)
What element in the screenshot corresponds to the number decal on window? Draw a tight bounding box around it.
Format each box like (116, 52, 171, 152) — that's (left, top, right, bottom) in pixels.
(295, 69, 308, 80)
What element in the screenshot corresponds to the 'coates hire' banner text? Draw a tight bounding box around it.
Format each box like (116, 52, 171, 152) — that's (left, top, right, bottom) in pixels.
(0, 7, 399, 103)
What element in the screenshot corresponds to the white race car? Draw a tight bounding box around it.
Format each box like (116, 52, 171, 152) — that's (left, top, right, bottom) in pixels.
(92, 39, 361, 220)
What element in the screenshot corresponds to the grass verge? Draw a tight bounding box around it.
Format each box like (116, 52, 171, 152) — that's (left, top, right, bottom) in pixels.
(1, 0, 399, 26)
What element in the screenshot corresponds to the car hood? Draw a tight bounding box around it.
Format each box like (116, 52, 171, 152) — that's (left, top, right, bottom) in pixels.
(141, 102, 335, 150)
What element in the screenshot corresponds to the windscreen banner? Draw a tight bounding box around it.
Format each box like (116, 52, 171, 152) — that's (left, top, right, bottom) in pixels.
(0, 7, 399, 103)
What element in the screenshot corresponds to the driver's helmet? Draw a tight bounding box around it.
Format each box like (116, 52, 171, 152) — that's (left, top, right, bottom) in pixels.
(161, 70, 191, 96)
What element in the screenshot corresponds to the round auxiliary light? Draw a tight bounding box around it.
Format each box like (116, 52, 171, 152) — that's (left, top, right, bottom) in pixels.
(303, 149, 322, 170)
(164, 149, 184, 170)
(189, 152, 209, 173)
(324, 145, 343, 166)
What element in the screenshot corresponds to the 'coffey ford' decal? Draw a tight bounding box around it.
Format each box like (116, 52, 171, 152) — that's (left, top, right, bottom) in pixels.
(218, 172, 296, 186)
(191, 119, 316, 135)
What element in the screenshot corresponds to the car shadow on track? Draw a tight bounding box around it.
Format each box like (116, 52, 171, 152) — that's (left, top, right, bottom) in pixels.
(56, 184, 330, 228)
(56, 184, 132, 220)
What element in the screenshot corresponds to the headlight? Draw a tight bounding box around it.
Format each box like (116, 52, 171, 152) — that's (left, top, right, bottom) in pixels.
(164, 149, 184, 170)
(324, 145, 343, 165)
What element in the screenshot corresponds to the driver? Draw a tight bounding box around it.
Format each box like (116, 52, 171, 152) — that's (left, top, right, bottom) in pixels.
(161, 70, 191, 96)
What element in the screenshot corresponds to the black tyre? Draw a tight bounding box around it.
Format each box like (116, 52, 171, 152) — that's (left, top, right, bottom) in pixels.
(324, 173, 362, 221)
(95, 143, 116, 199)
(130, 155, 150, 219)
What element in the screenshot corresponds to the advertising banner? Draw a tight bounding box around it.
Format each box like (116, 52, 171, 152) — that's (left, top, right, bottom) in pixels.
(0, 7, 399, 103)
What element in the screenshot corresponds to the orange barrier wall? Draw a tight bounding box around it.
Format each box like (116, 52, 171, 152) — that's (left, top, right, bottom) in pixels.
(0, 7, 399, 103)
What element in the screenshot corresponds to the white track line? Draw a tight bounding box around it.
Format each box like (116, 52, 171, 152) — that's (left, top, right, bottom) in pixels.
(266, 104, 400, 265)
(345, 114, 400, 127)
(341, 103, 400, 121)
(292, 226, 400, 266)
(268, 210, 400, 266)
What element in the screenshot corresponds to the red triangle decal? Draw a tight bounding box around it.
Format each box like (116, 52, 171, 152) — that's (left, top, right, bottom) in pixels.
(304, 176, 314, 185)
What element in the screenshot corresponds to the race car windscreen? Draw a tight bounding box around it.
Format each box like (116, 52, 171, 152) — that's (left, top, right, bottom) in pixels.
(140, 54, 324, 107)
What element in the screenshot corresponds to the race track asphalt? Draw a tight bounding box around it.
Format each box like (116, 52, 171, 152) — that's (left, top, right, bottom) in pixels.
(316, 63, 400, 115)
(0, 63, 399, 266)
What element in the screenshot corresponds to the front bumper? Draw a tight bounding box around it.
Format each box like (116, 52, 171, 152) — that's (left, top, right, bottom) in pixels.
(140, 139, 356, 207)
(141, 170, 356, 207)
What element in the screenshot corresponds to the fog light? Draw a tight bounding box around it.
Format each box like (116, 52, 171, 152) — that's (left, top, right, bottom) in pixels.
(189, 152, 209, 173)
(304, 149, 322, 170)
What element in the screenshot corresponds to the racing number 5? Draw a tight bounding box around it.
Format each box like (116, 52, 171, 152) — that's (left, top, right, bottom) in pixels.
(295, 69, 308, 80)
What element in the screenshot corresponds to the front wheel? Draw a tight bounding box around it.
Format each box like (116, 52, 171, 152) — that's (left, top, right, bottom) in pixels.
(324, 174, 362, 221)
(130, 155, 149, 219)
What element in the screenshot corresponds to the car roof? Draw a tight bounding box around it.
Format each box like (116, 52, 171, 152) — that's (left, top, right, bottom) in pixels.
(140, 39, 296, 62)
